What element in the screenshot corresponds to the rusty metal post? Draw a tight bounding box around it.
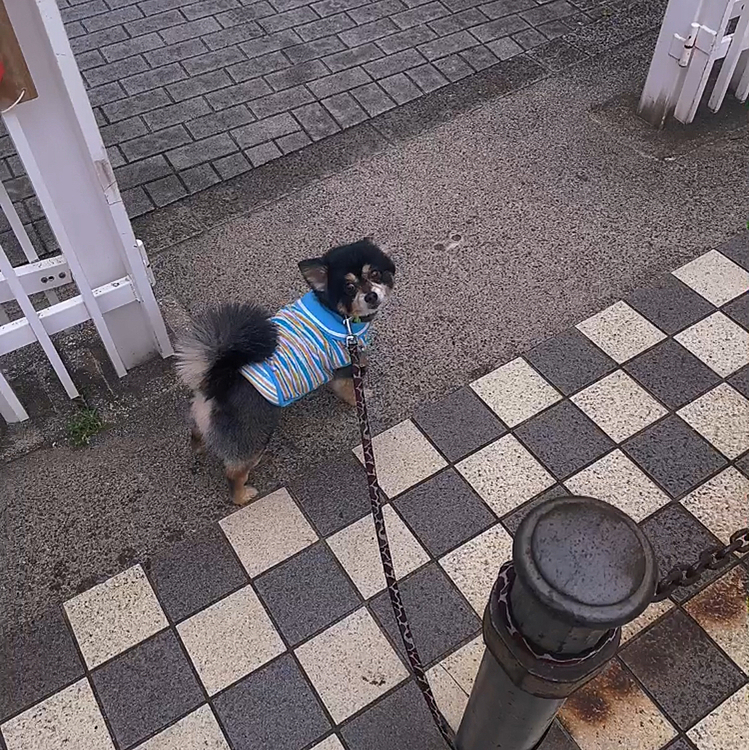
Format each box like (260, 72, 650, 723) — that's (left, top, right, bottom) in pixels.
(456, 496, 657, 750)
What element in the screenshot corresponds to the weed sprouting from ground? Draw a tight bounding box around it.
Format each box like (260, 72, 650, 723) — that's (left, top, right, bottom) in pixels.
(67, 407, 104, 447)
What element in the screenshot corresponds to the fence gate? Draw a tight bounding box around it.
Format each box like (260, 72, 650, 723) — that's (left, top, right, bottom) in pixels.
(638, 0, 749, 126)
(0, 0, 173, 423)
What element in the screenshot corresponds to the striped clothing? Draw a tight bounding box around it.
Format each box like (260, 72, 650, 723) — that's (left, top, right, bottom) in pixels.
(241, 291, 370, 407)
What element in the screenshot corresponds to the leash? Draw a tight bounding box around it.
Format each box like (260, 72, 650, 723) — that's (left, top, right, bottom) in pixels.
(346, 323, 456, 748)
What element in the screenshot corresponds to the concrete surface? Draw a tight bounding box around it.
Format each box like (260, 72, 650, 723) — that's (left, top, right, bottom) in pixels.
(1, 31, 747, 629)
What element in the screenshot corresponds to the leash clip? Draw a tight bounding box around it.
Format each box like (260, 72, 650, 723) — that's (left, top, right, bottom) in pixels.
(344, 316, 357, 347)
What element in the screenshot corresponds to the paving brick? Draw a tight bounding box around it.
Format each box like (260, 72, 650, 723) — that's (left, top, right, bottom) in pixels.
(213, 152, 252, 179)
(122, 63, 188, 95)
(479, 0, 536, 18)
(324, 43, 383, 72)
(60, 0, 107, 23)
(265, 60, 329, 91)
(82, 7, 143, 33)
(271, 0, 318, 9)
(106, 0, 144, 6)
(351, 82, 395, 115)
(143, 98, 212, 130)
(167, 134, 239, 170)
(228, 51, 290, 82)
(297, 12, 355, 41)
(513, 27, 546, 48)
(276, 130, 313, 153)
(260, 7, 318, 34)
(349, 0, 406, 24)
(179, 163, 221, 194)
(520, 0, 576, 25)
(249, 84, 315, 117)
(107, 146, 126, 169)
(429, 7, 488, 34)
(145, 174, 188, 206)
(102, 89, 171, 122)
(460, 43, 499, 69)
(4, 176, 34, 202)
(114, 154, 173, 190)
(231, 112, 300, 147)
(215, 3, 276, 26)
(121, 125, 192, 161)
(182, 46, 246, 76)
(145, 38, 208, 67)
(203, 21, 264, 49)
(139, 0, 184, 14)
(471, 14, 528, 42)
(418, 29, 479, 59)
(379, 71, 421, 103)
(85, 56, 149, 88)
(308, 66, 371, 97)
(187, 105, 256, 139)
(205, 78, 273, 109)
(167, 70, 232, 101)
(71, 26, 129, 54)
(125, 9, 185, 37)
(486, 35, 523, 59)
(75, 50, 106, 71)
(101, 33, 165, 63)
(293, 102, 340, 140)
(182, 0, 241, 21)
(402, 0, 438, 7)
(339, 18, 398, 46)
(65, 21, 86, 39)
(364, 48, 425, 78)
(99, 116, 148, 147)
(312, 0, 369, 16)
(322, 92, 368, 126)
(406, 62, 449, 91)
(240, 29, 302, 58)
(376, 25, 436, 54)
(537, 19, 572, 39)
(285, 36, 346, 63)
(121, 187, 154, 217)
(86, 81, 127, 107)
(160, 17, 222, 44)
(393, 1, 450, 29)
(245, 141, 282, 166)
(433, 52, 473, 79)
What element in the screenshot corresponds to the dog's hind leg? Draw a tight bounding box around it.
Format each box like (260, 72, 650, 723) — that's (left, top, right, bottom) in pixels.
(225, 449, 266, 506)
(190, 424, 205, 454)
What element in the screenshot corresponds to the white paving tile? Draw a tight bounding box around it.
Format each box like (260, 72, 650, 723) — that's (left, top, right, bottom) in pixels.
(457, 434, 555, 517)
(675, 312, 749, 377)
(673, 250, 749, 306)
(681, 467, 749, 545)
(688, 684, 749, 750)
(0, 679, 115, 750)
(565, 450, 670, 522)
(470, 357, 561, 427)
(576, 301, 666, 364)
(440, 524, 513, 615)
(326, 504, 429, 599)
(309, 736, 345, 750)
(295, 608, 407, 723)
(177, 585, 285, 695)
(63, 564, 168, 669)
(678, 384, 749, 459)
(134, 705, 230, 750)
(571, 370, 668, 442)
(220, 488, 317, 577)
(352, 419, 446, 498)
(621, 600, 674, 643)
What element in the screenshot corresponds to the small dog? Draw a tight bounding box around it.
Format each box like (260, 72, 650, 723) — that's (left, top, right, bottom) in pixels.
(176, 238, 396, 505)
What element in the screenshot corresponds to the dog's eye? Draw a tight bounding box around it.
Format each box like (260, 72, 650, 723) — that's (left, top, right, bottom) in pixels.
(345, 282, 357, 295)
(370, 270, 381, 282)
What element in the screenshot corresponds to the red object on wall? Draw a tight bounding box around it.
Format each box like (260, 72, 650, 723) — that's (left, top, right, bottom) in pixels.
(0, 60, 5, 85)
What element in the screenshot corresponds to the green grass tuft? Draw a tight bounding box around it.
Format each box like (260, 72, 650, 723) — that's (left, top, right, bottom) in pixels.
(67, 407, 104, 447)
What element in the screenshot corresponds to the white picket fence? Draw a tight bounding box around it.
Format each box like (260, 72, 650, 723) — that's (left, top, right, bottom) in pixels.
(639, 0, 749, 126)
(0, 0, 172, 423)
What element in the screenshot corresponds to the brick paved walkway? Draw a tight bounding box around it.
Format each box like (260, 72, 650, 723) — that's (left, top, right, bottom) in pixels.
(0, 0, 665, 254)
(2, 237, 747, 750)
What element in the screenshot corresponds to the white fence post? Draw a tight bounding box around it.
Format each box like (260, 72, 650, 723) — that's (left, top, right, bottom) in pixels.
(2, 0, 173, 374)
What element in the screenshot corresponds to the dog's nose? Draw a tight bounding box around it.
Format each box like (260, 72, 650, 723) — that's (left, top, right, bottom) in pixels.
(364, 292, 379, 307)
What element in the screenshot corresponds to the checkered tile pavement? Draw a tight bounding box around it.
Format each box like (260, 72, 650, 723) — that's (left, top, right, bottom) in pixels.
(2, 236, 748, 749)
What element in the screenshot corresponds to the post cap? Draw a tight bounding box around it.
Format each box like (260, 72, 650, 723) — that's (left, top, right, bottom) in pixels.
(513, 496, 656, 628)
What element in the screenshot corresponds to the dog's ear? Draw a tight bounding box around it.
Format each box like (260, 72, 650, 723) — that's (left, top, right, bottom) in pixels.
(298, 258, 328, 293)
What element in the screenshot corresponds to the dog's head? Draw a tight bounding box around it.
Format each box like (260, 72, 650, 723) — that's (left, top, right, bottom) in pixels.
(299, 238, 396, 320)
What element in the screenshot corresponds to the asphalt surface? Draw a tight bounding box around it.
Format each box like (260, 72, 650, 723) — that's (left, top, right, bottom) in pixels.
(2, 33, 747, 629)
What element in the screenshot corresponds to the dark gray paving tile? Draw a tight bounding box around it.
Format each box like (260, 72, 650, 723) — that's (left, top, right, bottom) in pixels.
(525, 328, 617, 396)
(626, 274, 716, 335)
(515, 400, 614, 480)
(92, 630, 203, 749)
(620, 610, 746, 729)
(289, 452, 371, 535)
(246, 140, 282, 166)
(413, 387, 506, 462)
(623, 416, 728, 498)
(393, 469, 496, 556)
(513, 27, 547, 49)
(717, 231, 749, 271)
(147, 524, 248, 622)
(0, 608, 84, 722)
(641, 504, 731, 603)
(255, 542, 360, 645)
(471, 14, 529, 42)
(729, 365, 749, 400)
(351, 82, 396, 115)
(370, 563, 480, 665)
(433, 52, 476, 80)
(276, 130, 313, 153)
(538, 720, 581, 750)
(460, 44, 500, 71)
(625, 339, 721, 410)
(181, 163, 221, 193)
(293, 102, 341, 140)
(501, 484, 568, 536)
(735, 450, 749, 478)
(322, 92, 369, 128)
(661, 739, 694, 750)
(213, 653, 331, 750)
(380, 72, 422, 103)
(723, 291, 749, 331)
(340, 680, 447, 750)
(528, 38, 588, 70)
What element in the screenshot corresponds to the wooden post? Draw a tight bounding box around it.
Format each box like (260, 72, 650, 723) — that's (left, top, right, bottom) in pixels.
(0, 0, 38, 110)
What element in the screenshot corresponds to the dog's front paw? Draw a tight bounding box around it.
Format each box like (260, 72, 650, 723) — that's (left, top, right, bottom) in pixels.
(233, 485, 259, 506)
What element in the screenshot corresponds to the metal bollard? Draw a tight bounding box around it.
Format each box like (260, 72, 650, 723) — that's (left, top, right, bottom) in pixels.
(456, 496, 657, 750)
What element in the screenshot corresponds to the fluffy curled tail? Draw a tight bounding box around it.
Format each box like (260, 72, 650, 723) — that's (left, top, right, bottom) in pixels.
(176, 303, 277, 401)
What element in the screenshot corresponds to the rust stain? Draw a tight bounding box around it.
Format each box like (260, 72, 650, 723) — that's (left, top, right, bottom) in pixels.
(689, 568, 748, 626)
(562, 661, 637, 727)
